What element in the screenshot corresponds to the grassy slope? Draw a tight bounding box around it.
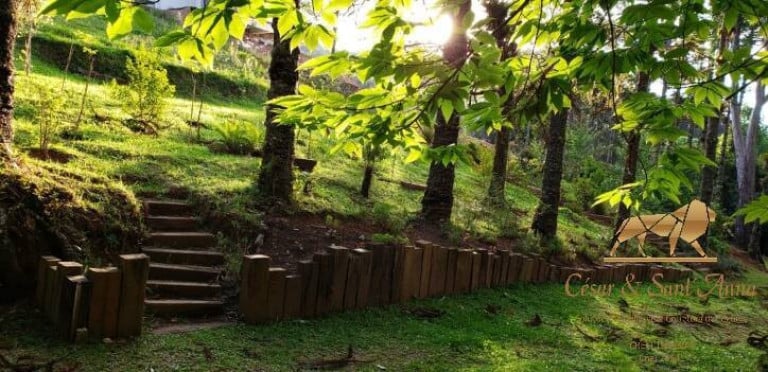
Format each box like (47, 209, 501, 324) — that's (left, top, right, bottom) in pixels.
(16, 28, 609, 257)
(2, 269, 767, 371)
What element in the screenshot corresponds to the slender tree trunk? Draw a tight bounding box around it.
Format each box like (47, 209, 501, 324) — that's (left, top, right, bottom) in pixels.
(257, 15, 300, 205)
(488, 126, 510, 200)
(532, 109, 569, 239)
(485, 0, 516, 202)
(616, 71, 649, 228)
(716, 113, 730, 207)
(699, 28, 729, 206)
(0, 0, 18, 166)
(361, 163, 373, 198)
(420, 0, 470, 223)
(732, 83, 765, 254)
(23, 22, 34, 75)
(75, 55, 95, 128)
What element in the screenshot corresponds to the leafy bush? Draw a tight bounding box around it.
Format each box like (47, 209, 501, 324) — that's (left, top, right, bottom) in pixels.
(111, 50, 175, 133)
(212, 119, 264, 155)
(29, 80, 66, 156)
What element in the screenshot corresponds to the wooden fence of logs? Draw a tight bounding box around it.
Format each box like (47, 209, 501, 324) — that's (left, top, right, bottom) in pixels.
(240, 240, 694, 323)
(35, 254, 149, 341)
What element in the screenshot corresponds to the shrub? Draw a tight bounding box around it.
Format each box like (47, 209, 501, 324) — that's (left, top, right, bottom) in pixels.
(111, 50, 175, 133)
(29, 81, 66, 157)
(212, 119, 264, 155)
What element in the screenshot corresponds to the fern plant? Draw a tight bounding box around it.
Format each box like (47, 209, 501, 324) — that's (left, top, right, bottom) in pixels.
(212, 119, 264, 155)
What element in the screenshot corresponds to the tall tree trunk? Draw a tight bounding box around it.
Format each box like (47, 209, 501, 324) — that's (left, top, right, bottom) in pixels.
(716, 112, 731, 208)
(257, 15, 300, 205)
(532, 109, 569, 239)
(616, 71, 649, 228)
(420, 0, 470, 223)
(732, 83, 765, 252)
(361, 163, 373, 198)
(699, 28, 729, 206)
(485, 0, 516, 202)
(0, 0, 18, 166)
(488, 126, 510, 200)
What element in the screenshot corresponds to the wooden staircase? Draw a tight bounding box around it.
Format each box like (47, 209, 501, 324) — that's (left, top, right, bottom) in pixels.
(142, 199, 225, 316)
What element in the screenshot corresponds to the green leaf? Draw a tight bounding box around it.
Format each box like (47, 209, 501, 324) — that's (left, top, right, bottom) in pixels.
(155, 30, 189, 47)
(106, 6, 135, 39)
(132, 7, 155, 34)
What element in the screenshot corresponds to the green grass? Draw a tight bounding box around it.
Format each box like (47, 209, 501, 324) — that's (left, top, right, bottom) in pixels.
(3, 269, 766, 371)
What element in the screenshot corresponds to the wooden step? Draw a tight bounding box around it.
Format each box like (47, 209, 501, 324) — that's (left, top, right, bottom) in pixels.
(145, 299, 224, 316)
(146, 216, 200, 232)
(143, 248, 224, 266)
(149, 263, 221, 282)
(147, 232, 216, 248)
(143, 199, 193, 217)
(146, 280, 222, 298)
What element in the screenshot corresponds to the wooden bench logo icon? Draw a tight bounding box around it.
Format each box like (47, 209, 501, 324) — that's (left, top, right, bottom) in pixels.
(604, 199, 718, 263)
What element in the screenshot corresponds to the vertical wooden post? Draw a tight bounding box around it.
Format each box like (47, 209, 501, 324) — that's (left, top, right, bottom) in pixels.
(490, 253, 501, 286)
(502, 251, 513, 285)
(367, 243, 386, 306)
(36, 256, 59, 307)
(343, 254, 360, 310)
(429, 245, 448, 296)
(454, 249, 472, 294)
(267, 268, 286, 321)
(507, 253, 523, 284)
(59, 275, 90, 340)
(469, 251, 481, 291)
(240, 254, 271, 324)
(87, 267, 121, 339)
(380, 244, 396, 305)
(445, 248, 458, 294)
(390, 245, 407, 303)
(51, 262, 84, 324)
(327, 246, 350, 312)
(44, 266, 58, 319)
(117, 254, 149, 338)
(399, 246, 422, 302)
(415, 240, 434, 298)
(283, 274, 302, 319)
(297, 260, 319, 318)
(477, 249, 491, 288)
(314, 251, 334, 316)
(520, 256, 534, 283)
(352, 249, 372, 309)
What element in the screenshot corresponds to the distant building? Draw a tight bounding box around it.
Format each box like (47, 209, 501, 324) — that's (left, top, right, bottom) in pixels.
(151, 0, 206, 10)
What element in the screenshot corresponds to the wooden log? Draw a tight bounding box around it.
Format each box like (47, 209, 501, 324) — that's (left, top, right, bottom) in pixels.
(283, 274, 303, 319)
(519, 257, 534, 283)
(416, 241, 434, 297)
(476, 249, 491, 288)
(297, 260, 319, 318)
(367, 243, 386, 306)
(36, 256, 59, 308)
(117, 254, 149, 338)
(51, 262, 84, 324)
(343, 254, 360, 310)
(86, 267, 121, 339)
(536, 260, 549, 283)
(327, 245, 350, 311)
(454, 249, 472, 294)
(240, 254, 271, 324)
(548, 264, 559, 282)
(469, 251, 482, 291)
(490, 254, 501, 286)
(380, 244, 396, 305)
(352, 249, 372, 309)
(400, 246, 422, 302)
(267, 268, 286, 321)
(679, 267, 693, 281)
(58, 275, 90, 341)
(390, 245, 407, 302)
(499, 251, 510, 286)
(429, 245, 448, 296)
(44, 266, 58, 321)
(649, 265, 663, 282)
(445, 248, 458, 294)
(314, 252, 334, 316)
(507, 253, 522, 284)
(529, 257, 541, 284)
